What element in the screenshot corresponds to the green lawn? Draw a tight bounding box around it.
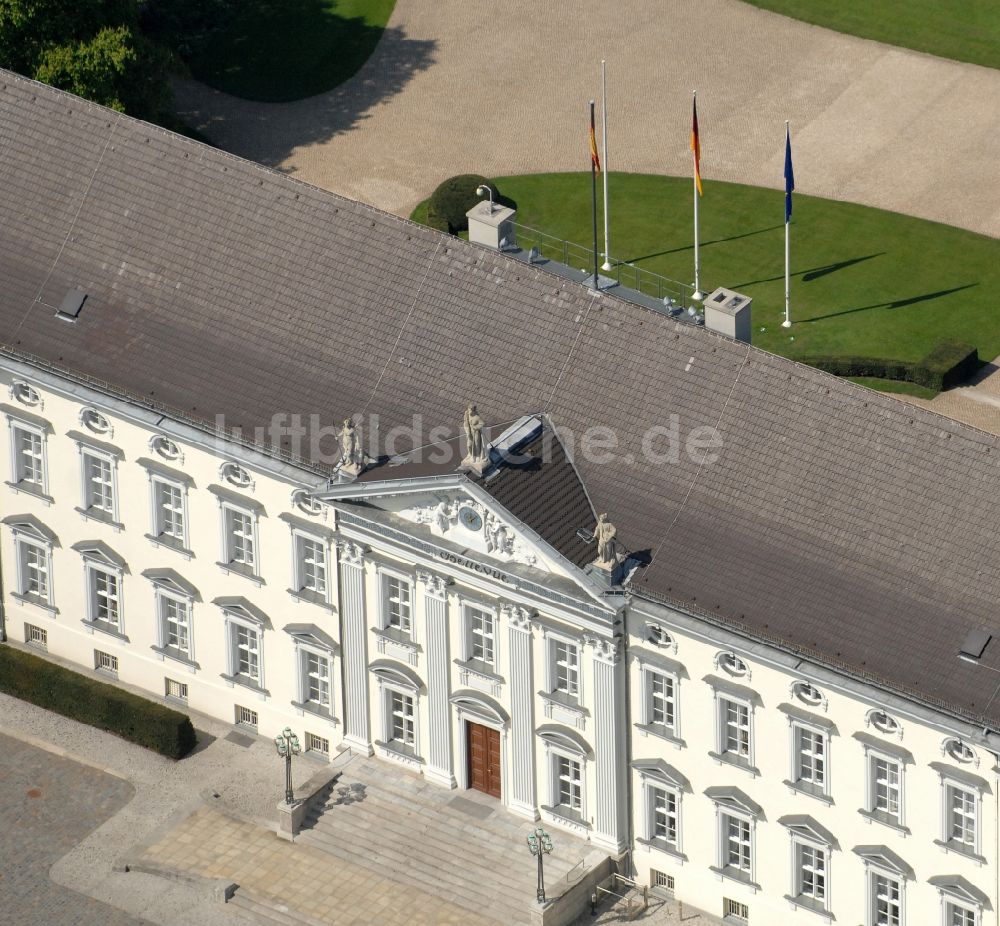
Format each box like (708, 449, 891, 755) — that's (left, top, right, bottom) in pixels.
(742, 0, 1000, 70)
(411, 172, 1000, 370)
(186, 0, 396, 102)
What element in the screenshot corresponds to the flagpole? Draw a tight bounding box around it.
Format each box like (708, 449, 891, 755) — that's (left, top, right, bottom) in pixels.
(600, 61, 612, 271)
(783, 120, 792, 327)
(692, 90, 704, 301)
(591, 100, 599, 291)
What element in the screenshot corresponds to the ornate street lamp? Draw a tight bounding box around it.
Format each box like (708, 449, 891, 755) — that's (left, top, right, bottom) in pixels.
(526, 827, 553, 903)
(274, 727, 301, 805)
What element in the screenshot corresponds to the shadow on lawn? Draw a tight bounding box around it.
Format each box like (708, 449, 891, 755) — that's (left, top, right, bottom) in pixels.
(733, 252, 884, 289)
(622, 223, 785, 264)
(808, 283, 979, 322)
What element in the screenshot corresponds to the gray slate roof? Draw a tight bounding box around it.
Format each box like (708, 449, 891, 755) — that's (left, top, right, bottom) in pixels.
(1, 73, 999, 726)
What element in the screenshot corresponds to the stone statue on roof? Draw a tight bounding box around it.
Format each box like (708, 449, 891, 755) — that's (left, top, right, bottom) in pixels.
(461, 403, 489, 474)
(592, 512, 623, 571)
(338, 417, 368, 476)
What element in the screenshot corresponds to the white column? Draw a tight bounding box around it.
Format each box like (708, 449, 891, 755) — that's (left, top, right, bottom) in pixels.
(338, 540, 373, 755)
(588, 634, 627, 852)
(419, 569, 455, 788)
(505, 604, 538, 819)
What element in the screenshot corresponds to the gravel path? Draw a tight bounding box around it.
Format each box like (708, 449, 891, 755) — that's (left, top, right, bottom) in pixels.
(174, 0, 1000, 235)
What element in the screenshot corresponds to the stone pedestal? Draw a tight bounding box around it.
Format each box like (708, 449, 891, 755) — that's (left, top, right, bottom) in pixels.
(467, 201, 516, 250)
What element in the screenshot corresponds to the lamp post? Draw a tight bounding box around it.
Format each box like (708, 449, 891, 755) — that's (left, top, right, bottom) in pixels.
(476, 184, 495, 214)
(526, 827, 553, 903)
(274, 727, 301, 805)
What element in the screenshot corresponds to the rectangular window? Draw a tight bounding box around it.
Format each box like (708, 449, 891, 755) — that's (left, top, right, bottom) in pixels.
(296, 535, 327, 595)
(162, 596, 190, 654)
(872, 756, 901, 821)
(723, 898, 749, 922)
(795, 726, 826, 789)
(795, 842, 827, 905)
(12, 425, 44, 488)
(384, 576, 412, 633)
(306, 652, 331, 708)
(723, 813, 752, 873)
(947, 903, 976, 926)
(721, 698, 751, 759)
(468, 606, 495, 665)
(648, 671, 675, 730)
(557, 755, 583, 811)
(24, 622, 47, 648)
(235, 625, 260, 680)
(94, 649, 118, 674)
(153, 478, 186, 543)
(225, 506, 256, 569)
(390, 691, 415, 746)
(91, 568, 120, 629)
(235, 704, 258, 728)
(650, 786, 678, 846)
(165, 678, 188, 701)
(82, 452, 114, 514)
(20, 540, 49, 599)
(872, 873, 901, 926)
(306, 732, 330, 756)
(651, 870, 674, 896)
(946, 783, 977, 849)
(553, 640, 580, 698)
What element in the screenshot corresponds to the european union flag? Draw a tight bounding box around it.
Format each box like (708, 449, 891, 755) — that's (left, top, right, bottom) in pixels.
(784, 124, 795, 224)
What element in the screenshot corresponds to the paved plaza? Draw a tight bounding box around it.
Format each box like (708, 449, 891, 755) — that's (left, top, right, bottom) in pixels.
(0, 732, 149, 926)
(174, 0, 1000, 236)
(0, 687, 715, 926)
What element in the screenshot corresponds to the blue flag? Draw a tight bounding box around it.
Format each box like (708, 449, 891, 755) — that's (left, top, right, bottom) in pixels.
(784, 125, 795, 223)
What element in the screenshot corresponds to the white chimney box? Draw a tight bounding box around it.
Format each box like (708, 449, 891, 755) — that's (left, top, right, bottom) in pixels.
(703, 287, 752, 343)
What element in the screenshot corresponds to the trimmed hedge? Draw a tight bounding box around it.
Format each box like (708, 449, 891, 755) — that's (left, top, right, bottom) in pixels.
(801, 340, 978, 394)
(427, 174, 515, 235)
(0, 645, 197, 759)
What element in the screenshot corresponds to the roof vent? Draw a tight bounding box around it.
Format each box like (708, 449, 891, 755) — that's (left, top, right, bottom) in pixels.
(55, 288, 87, 323)
(491, 415, 543, 462)
(959, 629, 992, 663)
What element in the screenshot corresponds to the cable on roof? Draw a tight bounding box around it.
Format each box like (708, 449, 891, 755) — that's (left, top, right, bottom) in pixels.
(15, 114, 121, 336)
(358, 238, 443, 416)
(648, 341, 753, 565)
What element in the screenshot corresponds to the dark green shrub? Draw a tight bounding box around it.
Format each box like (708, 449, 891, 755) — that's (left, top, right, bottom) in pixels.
(0, 645, 196, 759)
(913, 340, 979, 391)
(801, 341, 978, 395)
(426, 174, 515, 235)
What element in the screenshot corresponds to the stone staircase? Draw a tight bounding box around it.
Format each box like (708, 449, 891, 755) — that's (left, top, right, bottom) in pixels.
(229, 888, 332, 926)
(297, 756, 602, 926)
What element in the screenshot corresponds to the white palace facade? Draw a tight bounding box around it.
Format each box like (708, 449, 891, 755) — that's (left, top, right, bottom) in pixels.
(2, 71, 1000, 926)
(1, 354, 997, 926)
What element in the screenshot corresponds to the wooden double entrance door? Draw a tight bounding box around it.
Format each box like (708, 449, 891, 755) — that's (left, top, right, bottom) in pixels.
(467, 722, 502, 799)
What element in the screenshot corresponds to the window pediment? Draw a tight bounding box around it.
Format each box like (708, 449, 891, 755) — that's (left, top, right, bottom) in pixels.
(704, 786, 762, 818)
(71, 539, 127, 571)
(631, 758, 690, 792)
(141, 567, 200, 601)
(928, 875, 991, 909)
(852, 844, 913, 879)
(536, 724, 593, 759)
(853, 731, 914, 765)
(778, 814, 838, 849)
(213, 596, 271, 629)
(370, 659, 424, 692)
(2, 513, 58, 545)
(284, 622, 339, 655)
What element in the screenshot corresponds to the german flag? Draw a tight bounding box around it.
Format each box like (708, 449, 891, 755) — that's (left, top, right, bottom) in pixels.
(691, 95, 703, 196)
(589, 102, 601, 173)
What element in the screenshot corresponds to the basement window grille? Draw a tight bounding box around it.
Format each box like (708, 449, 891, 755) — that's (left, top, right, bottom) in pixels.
(723, 898, 749, 923)
(94, 649, 118, 675)
(24, 623, 47, 649)
(165, 678, 188, 702)
(235, 705, 258, 729)
(650, 870, 674, 897)
(306, 732, 330, 756)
